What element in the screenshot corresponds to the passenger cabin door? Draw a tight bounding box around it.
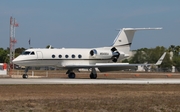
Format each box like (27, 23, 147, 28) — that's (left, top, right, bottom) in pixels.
(36, 51, 43, 60)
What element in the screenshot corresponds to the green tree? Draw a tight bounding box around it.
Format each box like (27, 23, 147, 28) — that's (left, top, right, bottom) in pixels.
(149, 46, 166, 63)
(15, 47, 26, 57)
(168, 45, 175, 52)
(129, 46, 170, 68)
(174, 45, 180, 56)
(160, 52, 172, 68)
(46, 45, 54, 49)
(168, 45, 180, 56)
(129, 49, 147, 63)
(0, 48, 8, 63)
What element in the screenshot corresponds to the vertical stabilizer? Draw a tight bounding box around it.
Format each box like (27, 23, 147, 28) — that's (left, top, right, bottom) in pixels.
(155, 52, 166, 65)
(112, 28, 162, 54)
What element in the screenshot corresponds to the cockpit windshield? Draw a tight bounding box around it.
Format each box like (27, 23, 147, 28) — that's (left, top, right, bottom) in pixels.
(22, 51, 35, 55)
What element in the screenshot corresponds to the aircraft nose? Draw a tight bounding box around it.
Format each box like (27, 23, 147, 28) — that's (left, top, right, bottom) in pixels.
(12, 58, 17, 63)
(12, 57, 20, 64)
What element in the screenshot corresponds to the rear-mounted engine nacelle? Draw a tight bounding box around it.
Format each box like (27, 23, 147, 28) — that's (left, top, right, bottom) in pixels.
(89, 48, 125, 62)
(89, 49, 113, 59)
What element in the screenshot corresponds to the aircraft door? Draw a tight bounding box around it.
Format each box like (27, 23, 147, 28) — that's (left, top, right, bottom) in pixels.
(36, 51, 43, 59)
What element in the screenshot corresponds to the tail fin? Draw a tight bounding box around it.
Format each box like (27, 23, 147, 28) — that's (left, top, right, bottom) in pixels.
(112, 28, 162, 54)
(155, 52, 166, 65)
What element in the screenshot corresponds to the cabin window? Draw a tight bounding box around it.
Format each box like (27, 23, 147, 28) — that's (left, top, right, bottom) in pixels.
(59, 55, 62, 58)
(78, 54, 82, 58)
(72, 54, 75, 58)
(52, 54, 55, 58)
(65, 55, 69, 58)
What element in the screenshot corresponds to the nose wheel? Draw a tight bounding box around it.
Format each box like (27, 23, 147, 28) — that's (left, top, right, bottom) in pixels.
(22, 74, 28, 79)
(22, 67, 29, 79)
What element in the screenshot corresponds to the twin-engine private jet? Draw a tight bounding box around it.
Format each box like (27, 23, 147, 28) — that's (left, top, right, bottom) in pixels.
(13, 28, 163, 79)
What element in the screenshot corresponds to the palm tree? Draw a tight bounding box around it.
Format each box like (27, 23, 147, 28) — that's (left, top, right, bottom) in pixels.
(46, 45, 54, 49)
(174, 46, 180, 56)
(168, 45, 175, 52)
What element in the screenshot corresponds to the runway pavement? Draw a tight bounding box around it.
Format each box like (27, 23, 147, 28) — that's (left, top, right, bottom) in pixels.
(0, 78, 180, 84)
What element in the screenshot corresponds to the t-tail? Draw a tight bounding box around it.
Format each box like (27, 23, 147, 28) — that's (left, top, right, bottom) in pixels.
(112, 28, 162, 56)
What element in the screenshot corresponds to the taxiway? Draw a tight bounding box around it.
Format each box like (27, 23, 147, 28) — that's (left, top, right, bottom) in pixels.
(0, 78, 180, 84)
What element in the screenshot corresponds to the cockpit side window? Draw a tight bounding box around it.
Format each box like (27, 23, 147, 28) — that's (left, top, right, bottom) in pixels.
(22, 51, 35, 55)
(22, 51, 31, 55)
(31, 51, 35, 55)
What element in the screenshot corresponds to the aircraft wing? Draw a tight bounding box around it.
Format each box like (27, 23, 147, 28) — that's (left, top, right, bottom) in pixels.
(64, 52, 166, 72)
(64, 63, 146, 72)
(95, 63, 139, 72)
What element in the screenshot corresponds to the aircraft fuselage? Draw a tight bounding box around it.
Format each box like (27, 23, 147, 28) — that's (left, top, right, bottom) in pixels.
(13, 47, 126, 67)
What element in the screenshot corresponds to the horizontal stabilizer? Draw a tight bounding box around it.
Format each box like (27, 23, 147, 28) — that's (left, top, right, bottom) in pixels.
(122, 27, 162, 31)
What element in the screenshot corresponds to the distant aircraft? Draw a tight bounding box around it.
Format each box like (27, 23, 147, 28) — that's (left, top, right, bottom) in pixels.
(13, 28, 162, 79)
(137, 52, 166, 71)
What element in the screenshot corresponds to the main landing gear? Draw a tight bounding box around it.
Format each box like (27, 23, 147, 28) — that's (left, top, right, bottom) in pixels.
(66, 67, 97, 79)
(66, 70, 76, 78)
(90, 68, 97, 79)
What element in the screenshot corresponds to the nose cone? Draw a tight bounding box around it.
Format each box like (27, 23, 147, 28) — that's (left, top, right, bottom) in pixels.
(12, 57, 22, 65)
(12, 58, 18, 64)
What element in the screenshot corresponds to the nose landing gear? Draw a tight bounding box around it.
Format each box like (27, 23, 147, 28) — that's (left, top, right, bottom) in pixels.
(22, 74, 28, 79)
(22, 67, 29, 79)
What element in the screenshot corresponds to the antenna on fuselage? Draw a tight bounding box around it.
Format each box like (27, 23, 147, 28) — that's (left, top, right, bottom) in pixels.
(28, 38, 31, 48)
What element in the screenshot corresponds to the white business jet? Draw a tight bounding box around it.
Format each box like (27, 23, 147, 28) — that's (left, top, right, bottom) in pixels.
(13, 28, 163, 79)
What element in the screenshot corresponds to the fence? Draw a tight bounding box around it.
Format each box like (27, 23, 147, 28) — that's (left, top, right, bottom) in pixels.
(8, 69, 180, 79)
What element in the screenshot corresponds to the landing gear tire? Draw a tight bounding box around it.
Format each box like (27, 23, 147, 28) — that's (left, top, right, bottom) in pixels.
(68, 72, 76, 78)
(90, 73, 97, 79)
(22, 74, 28, 79)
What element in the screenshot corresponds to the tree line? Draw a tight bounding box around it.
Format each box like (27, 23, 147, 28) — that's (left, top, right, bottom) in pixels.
(0, 45, 180, 69)
(0, 47, 25, 63)
(123, 45, 180, 70)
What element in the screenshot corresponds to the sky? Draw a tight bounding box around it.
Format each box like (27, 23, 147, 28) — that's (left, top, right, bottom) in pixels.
(0, 0, 180, 50)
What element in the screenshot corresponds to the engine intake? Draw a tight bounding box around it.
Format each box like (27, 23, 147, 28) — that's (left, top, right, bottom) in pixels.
(90, 49, 97, 57)
(90, 49, 113, 59)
